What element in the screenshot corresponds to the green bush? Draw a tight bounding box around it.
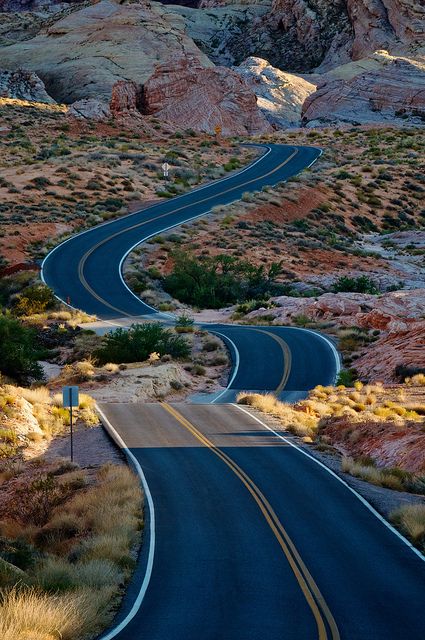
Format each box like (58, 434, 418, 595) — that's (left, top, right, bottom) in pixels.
(13, 284, 57, 317)
(0, 314, 44, 383)
(95, 323, 190, 364)
(332, 276, 379, 295)
(163, 251, 284, 309)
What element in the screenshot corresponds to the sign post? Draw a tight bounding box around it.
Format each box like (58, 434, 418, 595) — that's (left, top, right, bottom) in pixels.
(62, 386, 79, 462)
(162, 162, 170, 180)
(214, 124, 222, 139)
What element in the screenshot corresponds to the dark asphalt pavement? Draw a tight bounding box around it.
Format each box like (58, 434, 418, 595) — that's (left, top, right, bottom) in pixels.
(42, 145, 320, 320)
(98, 403, 425, 640)
(42, 143, 337, 398)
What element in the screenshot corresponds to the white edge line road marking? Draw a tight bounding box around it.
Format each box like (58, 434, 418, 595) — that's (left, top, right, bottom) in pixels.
(40, 144, 272, 309)
(294, 327, 341, 385)
(208, 331, 241, 404)
(95, 405, 156, 640)
(117, 147, 324, 320)
(233, 403, 425, 563)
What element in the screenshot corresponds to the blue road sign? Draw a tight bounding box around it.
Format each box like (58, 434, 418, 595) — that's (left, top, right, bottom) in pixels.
(62, 386, 79, 408)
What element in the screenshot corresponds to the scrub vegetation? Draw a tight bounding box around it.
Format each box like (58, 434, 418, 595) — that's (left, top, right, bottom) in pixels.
(0, 463, 142, 640)
(237, 377, 425, 491)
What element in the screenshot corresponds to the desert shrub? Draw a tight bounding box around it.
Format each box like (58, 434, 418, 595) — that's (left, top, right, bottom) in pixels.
(0, 314, 43, 383)
(163, 251, 284, 309)
(175, 314, 194, 333)
(390, 504, 425, 548)
(332, 276, 379, 295)
(95, 323, 190, 364)
(336, 369, 355, 386)
(8, 474, 71, 527)
(12, 284, 56, 317)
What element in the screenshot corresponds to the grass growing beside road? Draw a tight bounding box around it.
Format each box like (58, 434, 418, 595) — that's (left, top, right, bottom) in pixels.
(237, 379, 425, 493)
(0, 464, 143, 640)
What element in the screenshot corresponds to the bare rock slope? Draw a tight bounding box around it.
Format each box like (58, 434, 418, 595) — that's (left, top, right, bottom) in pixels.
(233, 57, 317, 127)
(303, 52, 425, 125)
(0, 0, 213, 103)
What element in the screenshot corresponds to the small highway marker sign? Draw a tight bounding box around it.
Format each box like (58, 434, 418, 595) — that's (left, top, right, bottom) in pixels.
(214, 125, 222, 136)
(62, 386, 79, 462)
(162, 162, 170, 178)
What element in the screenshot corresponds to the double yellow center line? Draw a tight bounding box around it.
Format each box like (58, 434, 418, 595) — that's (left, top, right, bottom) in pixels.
(76, 148, 299, 317)
(161, 402, 340, 640)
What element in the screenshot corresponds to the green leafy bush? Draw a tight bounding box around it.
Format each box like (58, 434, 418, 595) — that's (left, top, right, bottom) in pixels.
(163, 251, 284, 309)
(13, 284, 57, 317)
(0, 314, 43, 383)
(95, 323, 190, 364)
(332, 276, 379, 295)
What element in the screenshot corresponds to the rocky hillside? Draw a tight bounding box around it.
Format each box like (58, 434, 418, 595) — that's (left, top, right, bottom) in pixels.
(0, 0, 423, 131)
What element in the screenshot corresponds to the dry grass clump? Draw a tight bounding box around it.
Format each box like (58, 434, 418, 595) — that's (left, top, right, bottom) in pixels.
(390, 504, 425, 549)
(237, 379, 423, 438)
(236, 392, 317, 436)
(0, 585, 115, 640)
(0, 464, 143, 639)
(341, 457, 405, 491)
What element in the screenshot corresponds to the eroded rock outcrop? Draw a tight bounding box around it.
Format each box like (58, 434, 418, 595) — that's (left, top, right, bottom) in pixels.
(0, 0, 212, 103)
(347, 0, 425, 59)
(302, 52, 425, 125)
(0, 67, 55, 103)
(233, 57, 317, 127)
(355, 321, 425, 383)
(247, 289, 425, 330)
(141, 55, 271, 135)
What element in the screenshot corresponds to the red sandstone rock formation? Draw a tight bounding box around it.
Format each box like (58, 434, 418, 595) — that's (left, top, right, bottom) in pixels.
(355, 321, 425, 383)
(141, 55, 272, 135)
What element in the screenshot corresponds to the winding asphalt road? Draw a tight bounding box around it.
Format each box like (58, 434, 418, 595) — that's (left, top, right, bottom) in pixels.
(42, 144, 425, 639)
(42, 144, 338, 400)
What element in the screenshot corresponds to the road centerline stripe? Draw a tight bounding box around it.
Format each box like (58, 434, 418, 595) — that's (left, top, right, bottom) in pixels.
(161, 402, 340, 640)
(252, 329, 292, 394)
(76, 149, 299, 316)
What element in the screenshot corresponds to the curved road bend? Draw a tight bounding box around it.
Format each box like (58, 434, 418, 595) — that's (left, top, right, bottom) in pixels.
(42, 144, 319, 320)
(98, 402, 425, 640)
(42, 143, 338, 399)
(40, 143, 425, 638)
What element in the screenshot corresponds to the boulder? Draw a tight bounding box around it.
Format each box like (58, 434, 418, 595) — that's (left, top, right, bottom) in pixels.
(141, 55, 272, 135)
(0, 67, 55, 103)
(233, 57, 317, 127)
(356, 321, 425, 383)
(68, 98, 111, 121)
(302, 53, 425, 125)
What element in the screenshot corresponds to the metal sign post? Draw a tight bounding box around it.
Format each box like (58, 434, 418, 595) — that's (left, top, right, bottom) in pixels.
(62, 386, 79, 462)
(162, 162, 170, 179)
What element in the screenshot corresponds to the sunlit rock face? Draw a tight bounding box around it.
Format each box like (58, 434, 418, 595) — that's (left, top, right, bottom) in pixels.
(233, 57, 317, 127)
